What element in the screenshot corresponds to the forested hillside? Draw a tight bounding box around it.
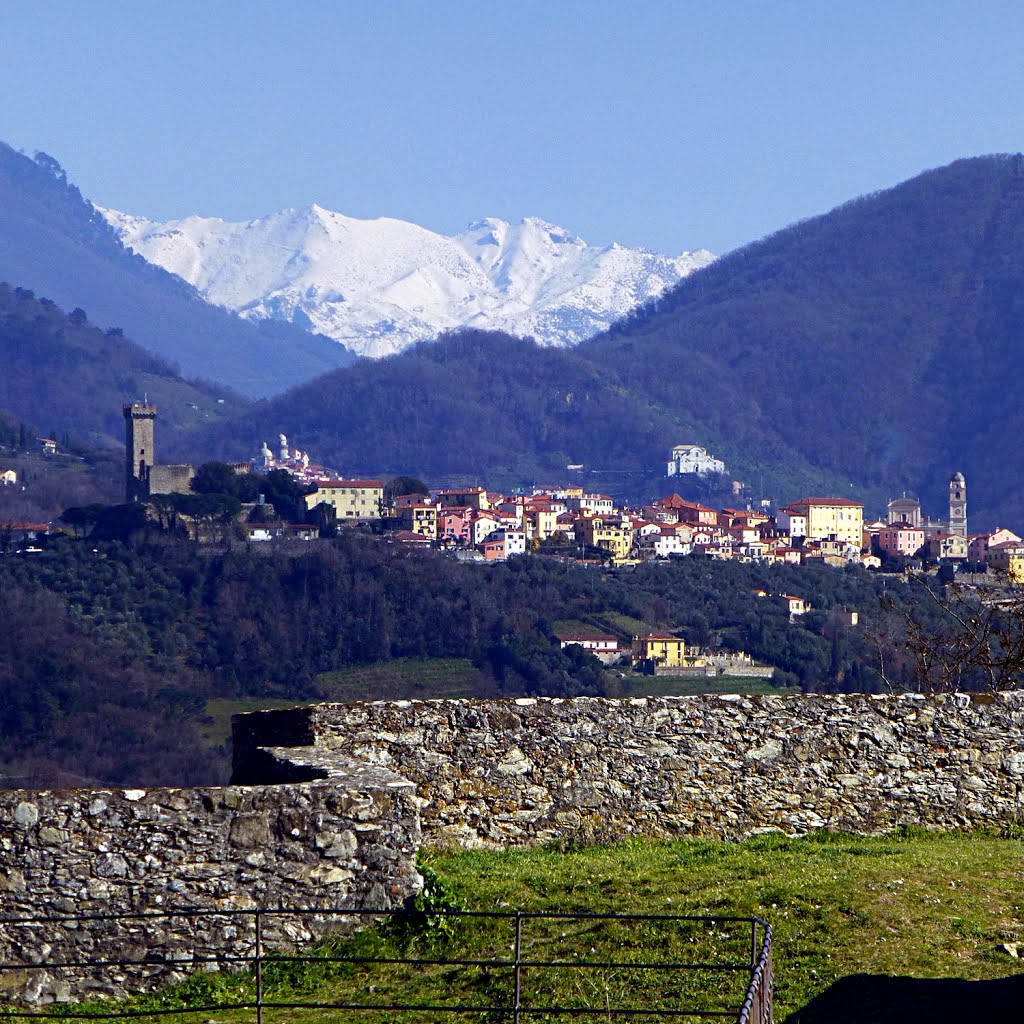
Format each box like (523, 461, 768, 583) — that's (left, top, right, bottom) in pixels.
(199, 156, 1024, 526)
(0, 534, 948, 788)
(199, 328, 837, 502)
(590, 154, 1024, 525)
(0, 143, 354, 396)
(0, 283, 243, 449)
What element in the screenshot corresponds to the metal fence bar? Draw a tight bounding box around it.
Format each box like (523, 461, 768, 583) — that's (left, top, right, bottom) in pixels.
(254, 907, 264, 1024)
(513, 910, 523, 1024)
(0, 907, 772, 1023)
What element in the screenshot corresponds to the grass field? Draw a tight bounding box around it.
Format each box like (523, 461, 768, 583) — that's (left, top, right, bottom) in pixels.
(36, 830, 1023, 1024)
(315, 657, 486, 702)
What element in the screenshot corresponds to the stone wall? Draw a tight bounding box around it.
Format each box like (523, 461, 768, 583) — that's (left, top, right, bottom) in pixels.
(233, 693, 1024, 848)
(0, 767, 420, 1005)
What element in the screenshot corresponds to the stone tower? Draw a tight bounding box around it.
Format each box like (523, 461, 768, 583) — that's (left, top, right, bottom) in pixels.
(123, 403, 156, 502)
(949, 471, 967, 538)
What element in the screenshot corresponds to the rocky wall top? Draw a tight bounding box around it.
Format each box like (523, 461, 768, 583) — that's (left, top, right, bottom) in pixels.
(233, 693, 1024, 847)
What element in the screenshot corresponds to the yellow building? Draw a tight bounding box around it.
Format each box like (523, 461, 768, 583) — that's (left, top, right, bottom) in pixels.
(986, 541, 1024, 581)
(574, 516, 634, 560)
(524, 505, 559, 542)
(786, 497, 864, 550)
(304, 479, 383, 520)
(633, 635, 707, 669)
(401, 503, 439, 539)
(924, 533, 968, 561)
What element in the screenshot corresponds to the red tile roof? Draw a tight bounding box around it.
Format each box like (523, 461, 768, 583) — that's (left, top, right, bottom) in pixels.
(788, 497, 864, 507)
(313, 479, 383, 489)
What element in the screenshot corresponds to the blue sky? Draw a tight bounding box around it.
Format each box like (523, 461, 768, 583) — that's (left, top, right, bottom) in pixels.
(3, 1, 1023, 255)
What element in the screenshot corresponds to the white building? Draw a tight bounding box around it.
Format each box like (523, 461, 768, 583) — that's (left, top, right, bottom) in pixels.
(666, 444, 725, 477)
(636, 526, 692, 559)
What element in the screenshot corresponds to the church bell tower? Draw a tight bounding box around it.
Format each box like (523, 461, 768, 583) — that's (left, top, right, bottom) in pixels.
(948, 471, 967, 539)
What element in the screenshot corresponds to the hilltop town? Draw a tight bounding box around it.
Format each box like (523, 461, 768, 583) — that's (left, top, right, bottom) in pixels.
(111, 404, 1020, 574)
(4, 404, 1022, 587)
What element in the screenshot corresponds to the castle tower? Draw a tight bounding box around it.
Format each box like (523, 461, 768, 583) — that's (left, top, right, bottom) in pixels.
(123, 403, 157, 502)
(949, 471, 967, 538)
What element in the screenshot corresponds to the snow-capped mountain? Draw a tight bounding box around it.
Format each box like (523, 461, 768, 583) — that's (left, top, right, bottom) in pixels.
(101, 205, 714, 359)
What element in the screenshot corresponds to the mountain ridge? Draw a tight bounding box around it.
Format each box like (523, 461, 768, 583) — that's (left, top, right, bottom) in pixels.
(101, 203, 714, 358)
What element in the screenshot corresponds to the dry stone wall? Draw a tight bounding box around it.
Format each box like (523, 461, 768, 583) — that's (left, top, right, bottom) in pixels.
(0, 768, 420, 1005)
(233, 693, 1024, 848)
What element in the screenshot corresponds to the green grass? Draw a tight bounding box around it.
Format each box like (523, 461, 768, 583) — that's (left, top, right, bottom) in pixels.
(25, 831, 1022, 1024)
(315, 657, 485, 702)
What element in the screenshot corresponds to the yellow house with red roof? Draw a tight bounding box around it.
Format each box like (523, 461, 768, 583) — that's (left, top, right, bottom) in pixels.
(633, 635, 707, 669)
(783, 497, 864, 549)
(304, 479, 383, 520)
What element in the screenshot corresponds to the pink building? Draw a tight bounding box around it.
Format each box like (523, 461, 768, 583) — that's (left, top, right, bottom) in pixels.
(875, 521, 925, 559)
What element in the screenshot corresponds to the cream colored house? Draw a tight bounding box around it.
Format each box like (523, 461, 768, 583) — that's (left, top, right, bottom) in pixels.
(304, 479, 383, 520)
(783, 497, 863, 550)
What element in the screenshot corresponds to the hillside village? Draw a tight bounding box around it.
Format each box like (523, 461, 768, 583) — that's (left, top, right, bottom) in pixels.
(5, 405, 1023, 588)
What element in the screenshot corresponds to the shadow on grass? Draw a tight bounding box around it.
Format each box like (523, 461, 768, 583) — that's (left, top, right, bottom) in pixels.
(785, 972, 1024, 1023)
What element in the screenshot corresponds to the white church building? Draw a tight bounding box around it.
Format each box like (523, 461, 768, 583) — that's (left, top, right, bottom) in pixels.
(666, 444, 726, 477)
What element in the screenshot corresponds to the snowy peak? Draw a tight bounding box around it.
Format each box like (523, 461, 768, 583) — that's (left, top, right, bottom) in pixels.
(101, 204, 714, 358)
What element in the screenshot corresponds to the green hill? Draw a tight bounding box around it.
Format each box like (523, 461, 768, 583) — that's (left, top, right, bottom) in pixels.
(0, 282, 244, 450)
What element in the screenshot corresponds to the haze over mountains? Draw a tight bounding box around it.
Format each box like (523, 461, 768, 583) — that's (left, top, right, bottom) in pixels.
(0, 143, 353, 397)
(102, 205, 714, 358)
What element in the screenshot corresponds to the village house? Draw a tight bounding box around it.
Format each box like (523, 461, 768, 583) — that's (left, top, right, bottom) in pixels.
(437, 507, 472, 546)
(555, 633, 621, 663)
(573, 515, 634, 561)
(636, 524, 692, 560)
(562, 492, 615, 515)
(662, 495, 719, 527)
(781, 594, 809, 619)
(0, 469, 16, 486)
(633, 635, 707, 670)
(875, 521, 925, 559)
(718, 507, 769, 531)
(467, 508, 503, 546)
(436, 487, 490, 510)
(777, 505, 807, 540)
(479, 529, 526, 562)
(391, 492, 430, 510)
(781, 497, 864, 551)
(772, 546, 803, 566)
(968, 528, 1022, 565)
(522, 503, 559, 542)
(399, 502, 439, 539)
(924, 533, 968, 561)
(985, 540, 1024, 580)
(304, 479, 384, 521)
